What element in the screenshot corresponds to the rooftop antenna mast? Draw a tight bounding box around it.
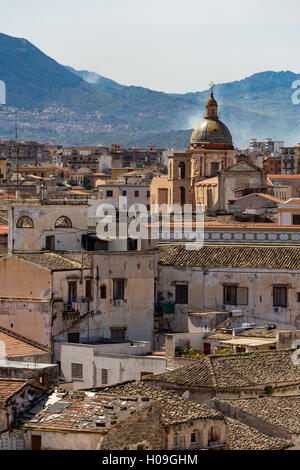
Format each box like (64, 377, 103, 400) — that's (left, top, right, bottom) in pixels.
(15, 110, 19, 200)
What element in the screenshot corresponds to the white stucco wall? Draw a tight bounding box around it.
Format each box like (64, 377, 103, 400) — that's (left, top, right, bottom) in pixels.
(54, 342, 166, 390)
(8, 204, 88, 252)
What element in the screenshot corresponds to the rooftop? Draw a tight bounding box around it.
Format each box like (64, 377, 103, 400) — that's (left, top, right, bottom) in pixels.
(98, 381, 223, 426)
(232, 192, 284, 204)
(219, 396, 300, 436)
(144, 350, 300, 390)
(17, 252, 89, 271)
(205, 326, 282, 344)
(0, 326, 49, 358)
(23, 389, 152, 433)
(226, 418, 290, 450)
(0, 379, 28, 408)
(23, 383, 222, 433)
(159, 243, 300, 270)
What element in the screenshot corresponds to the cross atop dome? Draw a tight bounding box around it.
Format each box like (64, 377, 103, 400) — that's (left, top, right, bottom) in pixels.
(208, 81, 215, 94)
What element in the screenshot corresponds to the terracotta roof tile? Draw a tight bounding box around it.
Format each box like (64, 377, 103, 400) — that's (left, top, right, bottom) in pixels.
(24, 391, 151, 432)
(233, 193, 284, 203)
(101, 382, 222, 425)
(159, 243, 300, 270)
(0, 379, 27, 407)
(0, 328, 49, 357)
(220, 396, 300, 435)
(24, 384, 222, 431)
(226, 418, 290, 450)
(17, 252, 89, 271)
(145, 350, 300, 390)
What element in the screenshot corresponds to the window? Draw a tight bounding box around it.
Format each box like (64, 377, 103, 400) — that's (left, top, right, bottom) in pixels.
(127, 238, 138, 251)
(210, 162, 219, 177)
(224, 285, 236, 305)
(111, 328, 126, 341)
(223, 286, 248, 306)
(68, 332, 80, 343)
(100, 284, 107, 299)
(147, 191, 150, 198)
(113, 279, 125, 300)
(273, 286, 287, 307)
(16, 216, 34, 228)
(175, 284, 188, 304)
(71, 363, 83, 380)
(106, 190, 113, 197)
(179, 186, 185, 205)
(178, 162, 186, 179)
(101, 368, 108, 385)
(122, 190, 127, 196)
(191, 431, 197, 444)
(208, 426, 221, 445)
(134, 190, 139, 197)
(297, 293, 300, 303)
(55, 216, 72, 228)
(293, 215, 300, 225)
(68, 281, 77, 303)
(85, 279, 93, 300)
(45, 235, 55, 251)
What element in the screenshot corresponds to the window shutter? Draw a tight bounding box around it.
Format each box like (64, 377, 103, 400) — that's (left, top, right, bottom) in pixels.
(101, 368, 108, 385)
(71, 363, 83, 380)
(237, 287, 248, 305)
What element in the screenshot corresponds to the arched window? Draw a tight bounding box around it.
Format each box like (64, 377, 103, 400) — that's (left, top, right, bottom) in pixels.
(55, 216, 72, 229)
(16, 216, 34, 229)
(178, 162, 186, 179)
(207, 426, 221, 446)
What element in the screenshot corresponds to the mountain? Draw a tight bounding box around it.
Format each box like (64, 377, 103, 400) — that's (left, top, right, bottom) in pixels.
(65, 66, 126, 92)
(0, 32, 300, 148)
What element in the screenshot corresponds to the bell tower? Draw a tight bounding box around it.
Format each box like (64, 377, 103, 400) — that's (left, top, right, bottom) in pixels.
(168, 153, 193, 207)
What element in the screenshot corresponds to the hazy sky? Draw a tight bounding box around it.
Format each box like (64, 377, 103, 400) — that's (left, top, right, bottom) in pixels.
(0, 0, 299, 93)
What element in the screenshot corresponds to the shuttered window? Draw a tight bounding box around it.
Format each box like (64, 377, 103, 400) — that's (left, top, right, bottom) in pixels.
(224, 286, 248, 306)
(113, 280, 125, 300)
(236, 287, 248, 305)
(273, 286, 287, 307)
(85, 279, 92, 300)
(71, 363, 83, 380)
(111, 328, 126, 341)
(100, 284, 107, 299)
(101, 368, 108, 385)
(175, 284, 188, 304)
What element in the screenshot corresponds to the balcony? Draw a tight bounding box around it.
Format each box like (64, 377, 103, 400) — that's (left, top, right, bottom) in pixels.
(155, 302, 175, 317)
(63, 300, 89, 319)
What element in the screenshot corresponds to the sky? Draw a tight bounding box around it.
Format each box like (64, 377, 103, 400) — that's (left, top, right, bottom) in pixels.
(0, 0, 300, 93)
